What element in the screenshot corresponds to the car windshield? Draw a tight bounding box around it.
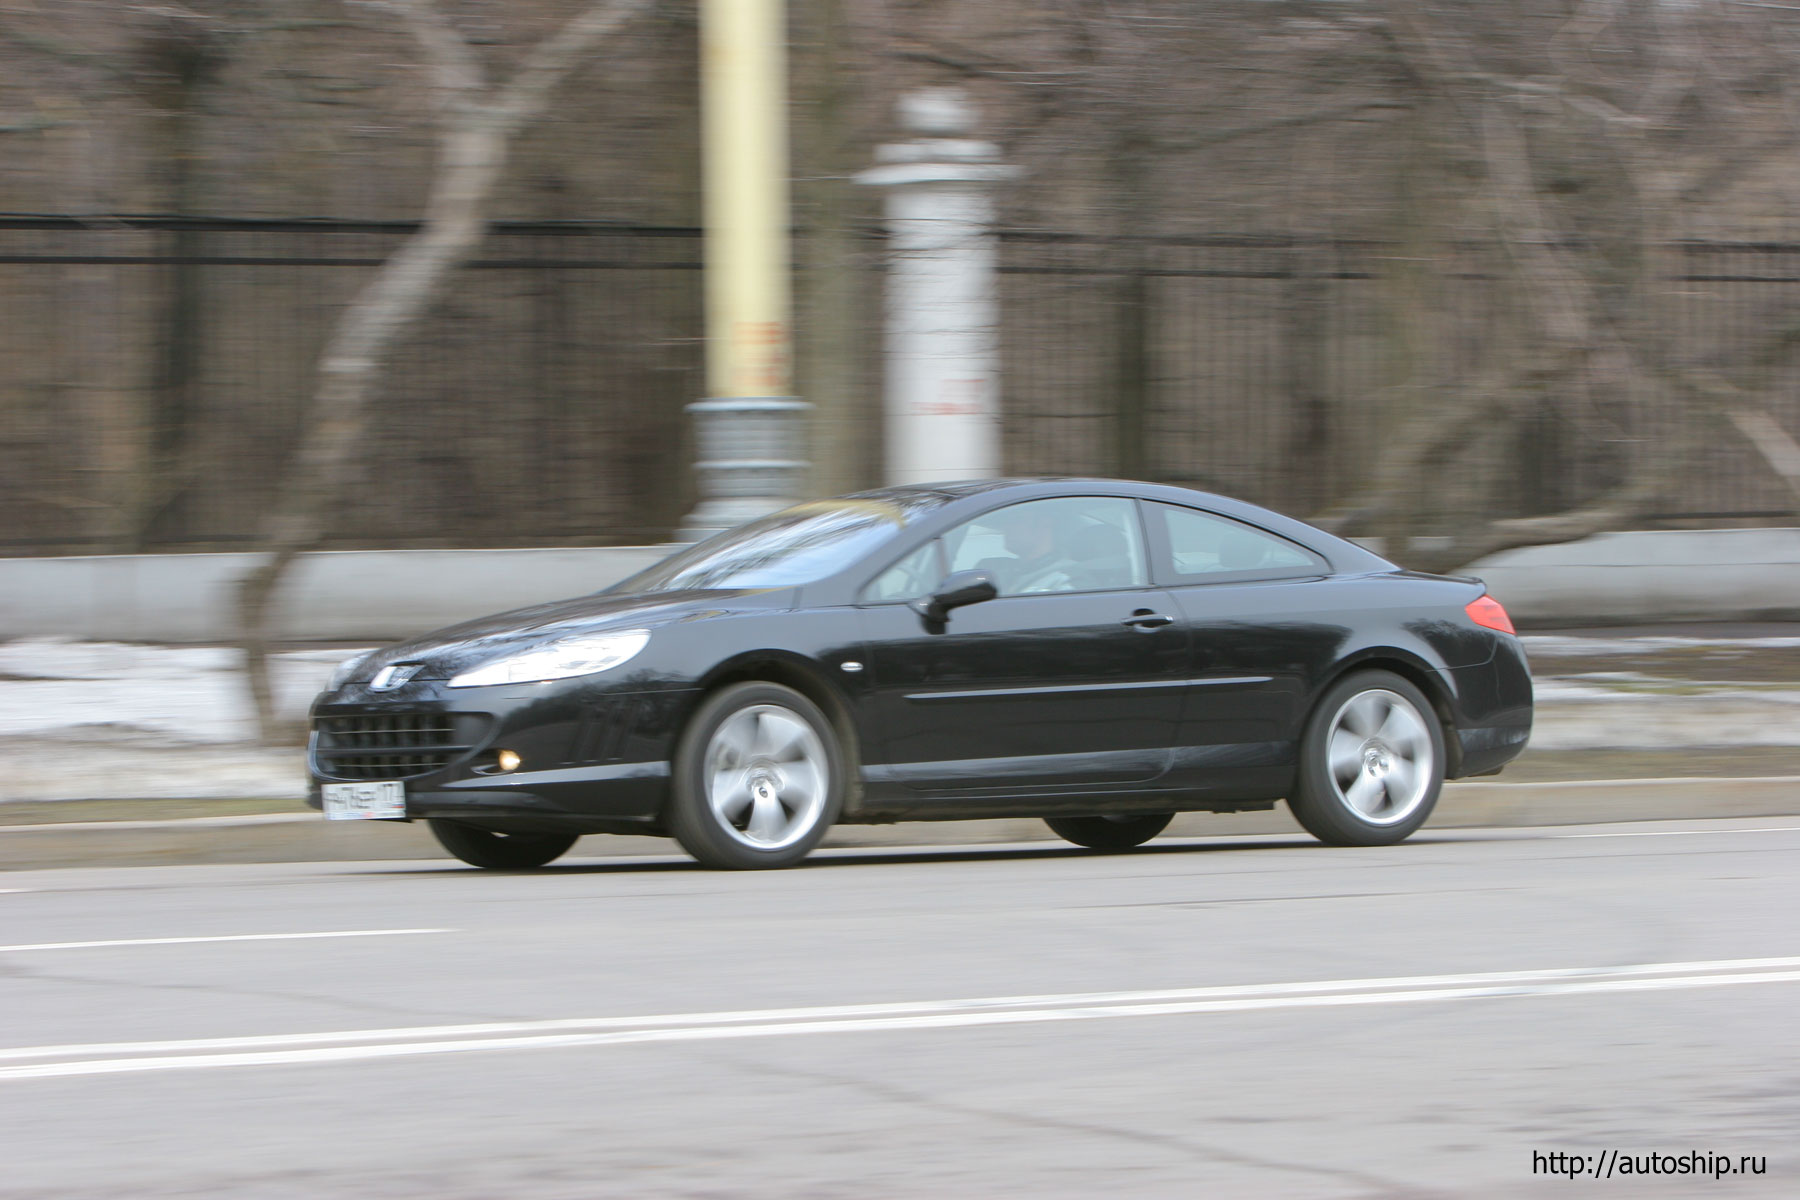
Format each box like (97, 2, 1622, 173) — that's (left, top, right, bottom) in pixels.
(613, 496, 946, 593)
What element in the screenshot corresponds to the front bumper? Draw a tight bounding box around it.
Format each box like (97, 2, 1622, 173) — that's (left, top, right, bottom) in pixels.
(307, 681, 697, 830)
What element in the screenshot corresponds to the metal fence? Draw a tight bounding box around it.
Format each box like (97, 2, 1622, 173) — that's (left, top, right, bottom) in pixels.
(2, 216, 1796, 556)
(998, 231, 1800, 526)
(0, 216, 705, 553)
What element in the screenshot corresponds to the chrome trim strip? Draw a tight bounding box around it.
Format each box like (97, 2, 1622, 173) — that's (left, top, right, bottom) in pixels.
(904, 676, 1272, 702)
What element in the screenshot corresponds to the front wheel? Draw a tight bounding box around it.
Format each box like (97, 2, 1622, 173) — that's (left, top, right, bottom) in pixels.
(1044, 813, 1173, 851)
(666, 682, 845, 869)
(1288, 670, 1446, 847)
(427, 820, 578, 869)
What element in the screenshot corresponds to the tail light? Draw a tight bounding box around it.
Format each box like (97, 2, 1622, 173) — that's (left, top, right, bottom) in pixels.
(1465, 594, 1516, 636)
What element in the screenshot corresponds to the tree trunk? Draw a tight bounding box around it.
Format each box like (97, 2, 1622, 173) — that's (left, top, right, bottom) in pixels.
(237, 118, 510, 739)
(1112, 245, 1149, 481)
(1281, 242, 1330, 513)
(795, 0, 866, 497)
(234, 0, 648, 742)
(140, 99, 205, 550)
(1107, 135, 1154, 483)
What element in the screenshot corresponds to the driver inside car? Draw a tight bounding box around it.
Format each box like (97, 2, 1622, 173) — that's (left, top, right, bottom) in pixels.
(983, 505, 1083, 594)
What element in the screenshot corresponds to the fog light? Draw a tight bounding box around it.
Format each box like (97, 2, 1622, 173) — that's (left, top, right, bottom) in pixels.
(496, 750, 521, 772)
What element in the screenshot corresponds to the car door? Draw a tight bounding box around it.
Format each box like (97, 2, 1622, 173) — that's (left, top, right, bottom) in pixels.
(1141, 500, 1349, 792)
(855, 496, 1189, 796)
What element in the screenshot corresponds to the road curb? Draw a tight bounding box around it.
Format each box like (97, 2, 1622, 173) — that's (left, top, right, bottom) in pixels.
(1, 776, 1796, 871)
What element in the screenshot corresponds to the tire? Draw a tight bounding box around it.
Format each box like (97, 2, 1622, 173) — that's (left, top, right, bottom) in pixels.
(1288, 669, 1446, 847)
(1044, 813, 1174, 851)
(427, 819, 578, 869)
(666, 681, 845, 869)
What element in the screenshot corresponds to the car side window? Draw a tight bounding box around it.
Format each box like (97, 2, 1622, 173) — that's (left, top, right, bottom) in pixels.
(943, 497, 1148, 596)
(1150, 503, 1323, 583)
(862, 540, 943, 603)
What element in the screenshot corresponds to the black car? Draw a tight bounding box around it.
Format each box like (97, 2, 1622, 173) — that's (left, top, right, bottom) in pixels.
(308, 479, 1532, 869)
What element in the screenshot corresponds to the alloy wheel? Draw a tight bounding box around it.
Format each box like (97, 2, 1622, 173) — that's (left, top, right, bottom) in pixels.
(703, 704, 830, 850)
(1324, 688, 1435, 826)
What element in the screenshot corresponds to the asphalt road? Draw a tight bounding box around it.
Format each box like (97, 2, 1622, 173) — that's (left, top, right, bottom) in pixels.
(2, 818, 1798, 1199)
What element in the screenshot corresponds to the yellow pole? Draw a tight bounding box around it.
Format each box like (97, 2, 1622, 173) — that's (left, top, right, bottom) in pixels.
(701, 0, 791, 400)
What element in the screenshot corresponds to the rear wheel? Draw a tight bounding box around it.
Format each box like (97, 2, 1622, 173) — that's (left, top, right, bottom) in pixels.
(1044, 812, 1173, 851)
(1288, 670, 1445, 846)
(666, 682, 845, 869)
(427, 820, 578, 869)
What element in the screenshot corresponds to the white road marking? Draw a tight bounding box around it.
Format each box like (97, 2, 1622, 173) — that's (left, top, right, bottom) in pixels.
(4, 956, 1798, 1081)
(0, 889, 31, 894)
(8, 954, 1794, 1063)
(1551, 826, 1800, 840)
(818, 822, 1800, 859)
(0, 929, 450, 954)
(1462, 776, 1800, 789)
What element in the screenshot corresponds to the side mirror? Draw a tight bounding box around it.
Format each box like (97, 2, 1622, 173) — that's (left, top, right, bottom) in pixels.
(910, 569, 999, 624)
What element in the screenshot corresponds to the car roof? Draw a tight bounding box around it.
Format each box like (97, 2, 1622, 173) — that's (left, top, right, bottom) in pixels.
(851, 476, 1276, 505)
(829, 477, 1394, 577)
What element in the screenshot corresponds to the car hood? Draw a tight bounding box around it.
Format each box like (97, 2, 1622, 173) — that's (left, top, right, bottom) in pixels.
(345, 588, 781, 681)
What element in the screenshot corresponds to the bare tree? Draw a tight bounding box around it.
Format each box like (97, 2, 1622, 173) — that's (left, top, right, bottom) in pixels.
(1316, 0, 1800, 570)
(6, 0, 1799, 622)
(858, 1, 1800, 569)
(236, 0, 649, 740)
(864, 1, 1410, 497)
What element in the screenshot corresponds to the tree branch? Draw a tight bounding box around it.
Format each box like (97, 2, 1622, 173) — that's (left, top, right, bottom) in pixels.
(400, 0, 487, 100)
(0, 115, 72, 134)
(885, 49, 1053, 84)
(0, 18, 132, 79)
(1727, 409, 1800, 505)
(1677, 132, 1800, 202)
(1395, 443, 1688, 575)
(1310, 369, 1524, 538)
(1162, 99, 1410, 154)
(496, 0, 652, 129)
(1678, 369, 1800, 508)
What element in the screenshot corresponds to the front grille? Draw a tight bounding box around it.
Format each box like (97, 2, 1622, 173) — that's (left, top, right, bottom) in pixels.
(313, 713, 473, 781)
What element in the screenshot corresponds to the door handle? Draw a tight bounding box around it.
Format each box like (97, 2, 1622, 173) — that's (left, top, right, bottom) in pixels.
(1121, 610, 1174, 629)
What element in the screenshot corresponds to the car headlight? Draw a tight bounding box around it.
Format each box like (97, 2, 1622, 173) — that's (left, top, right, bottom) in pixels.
(448, 629, 650, 688)
(328, 651, 373, 691)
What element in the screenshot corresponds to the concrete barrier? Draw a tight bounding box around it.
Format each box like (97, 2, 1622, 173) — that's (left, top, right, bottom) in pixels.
(0, 546, 673, 642)
(2, 528, 1798, 643)
(1464, 527, 1800, 623)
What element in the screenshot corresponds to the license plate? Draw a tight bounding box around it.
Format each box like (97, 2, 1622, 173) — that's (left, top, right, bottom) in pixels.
(321, 781, 406, 821)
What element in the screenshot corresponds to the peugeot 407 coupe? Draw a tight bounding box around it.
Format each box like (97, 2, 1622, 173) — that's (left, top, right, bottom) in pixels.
(308, 478, 1532, 869)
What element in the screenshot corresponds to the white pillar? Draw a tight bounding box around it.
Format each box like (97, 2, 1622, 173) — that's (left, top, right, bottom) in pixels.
(857, 90, 1017, 486)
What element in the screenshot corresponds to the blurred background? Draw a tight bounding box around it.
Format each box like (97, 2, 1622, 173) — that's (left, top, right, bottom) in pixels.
(3, 9, 1800, 1197)
(4, 0, 1799, 560)
(2, 1, 1799, 778)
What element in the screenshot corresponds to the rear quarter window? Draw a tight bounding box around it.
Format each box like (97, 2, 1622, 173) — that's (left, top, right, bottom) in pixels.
(1150, 502, 1327, 584)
